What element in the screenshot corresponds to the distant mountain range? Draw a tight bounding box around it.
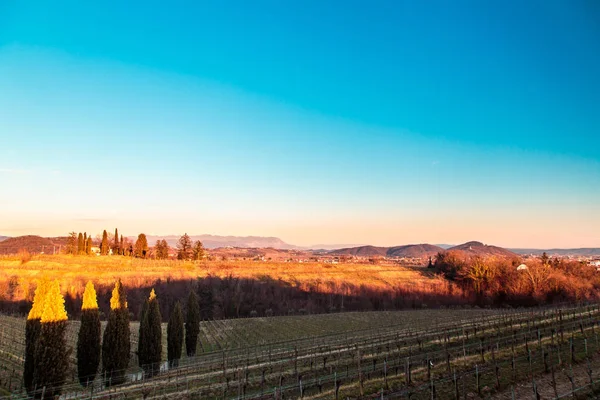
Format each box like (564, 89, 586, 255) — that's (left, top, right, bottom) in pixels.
(510, 248, 600, 256)
(0, 233, 597, 258)
(144, 234, 296, 249)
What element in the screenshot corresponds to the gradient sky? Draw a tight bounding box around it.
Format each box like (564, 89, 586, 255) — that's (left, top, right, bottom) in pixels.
(1, 1, 599, 248)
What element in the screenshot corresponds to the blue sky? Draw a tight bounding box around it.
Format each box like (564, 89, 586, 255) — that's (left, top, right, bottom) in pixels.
(1, 0, 599, 247)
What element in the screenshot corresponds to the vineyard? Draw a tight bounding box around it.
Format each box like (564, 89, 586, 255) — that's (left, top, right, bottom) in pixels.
(2, 304, 600, 399)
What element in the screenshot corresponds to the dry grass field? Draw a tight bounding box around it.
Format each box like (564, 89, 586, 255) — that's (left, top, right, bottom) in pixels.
(0, 254, 444, 303)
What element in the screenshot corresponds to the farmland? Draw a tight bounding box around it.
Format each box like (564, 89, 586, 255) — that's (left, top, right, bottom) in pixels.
(3, 303, 600, 399)
(0, 254, 465, 320)
(0, 254, 441, 301)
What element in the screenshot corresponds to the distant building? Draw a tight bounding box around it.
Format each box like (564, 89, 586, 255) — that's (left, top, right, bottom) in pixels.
(517, 264, 528, 271)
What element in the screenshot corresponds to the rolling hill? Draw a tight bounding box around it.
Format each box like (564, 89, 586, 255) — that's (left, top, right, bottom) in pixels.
(0, 235, 69, 255)
(0, 236, 9, 242)
(387, 244, 446, 258)
(330, 244, 445, 258)
(447, 241, 518, 258)
(329, 245, 389, 257)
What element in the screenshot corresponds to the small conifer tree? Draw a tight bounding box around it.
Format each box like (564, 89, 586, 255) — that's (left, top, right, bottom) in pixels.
(100, 230, 109, 255)
(24, 278, 49, 395)
(113, 228, 120, 255)
(167, 302, 184, 367)
(120, 235, 124, 255)
(34, 280, 69, 399)
(185, 290, 200, 357)
(192, 240, 205, 261)
(78, 233, 84, 254)
(77, 281, 101, 386)
(66, 232, 77, 255)
(102, 280, 130, 386)
(138, 289, 162, 377)
(86, 236, 93, 255)
(83, 232, 87, 253)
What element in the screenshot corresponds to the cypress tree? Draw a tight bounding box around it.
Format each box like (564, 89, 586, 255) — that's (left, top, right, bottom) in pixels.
(86, 236, 93, 255)
(185, 290, 200, 357)
(167, 302, 184, 367)
(114, 228, 119, 255)
(78, 233, 84, 254)
(102, 280, 130, 386)
(83, 232, 87, 253)
(77, 281, 101, 387)
(34, 279, 69, 399)
(120, 235, 124, 255)
(24, 278, 49, 395)
(100, 230, 109, 255)
(137, 298, 149, 367)
(138, 289, 162, 377)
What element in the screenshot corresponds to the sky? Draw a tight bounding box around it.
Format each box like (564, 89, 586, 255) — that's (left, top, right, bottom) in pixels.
(1, 0, 599, 248)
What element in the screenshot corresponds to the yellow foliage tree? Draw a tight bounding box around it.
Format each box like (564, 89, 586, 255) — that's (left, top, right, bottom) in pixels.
(27, 278, 50, 321)
(109, 279, 127, 310)
(82, 281, 99, 310)
(41, 280, 68, 323)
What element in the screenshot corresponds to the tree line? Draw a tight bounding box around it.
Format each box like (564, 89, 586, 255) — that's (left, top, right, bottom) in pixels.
(24, 279, 202, 399)
(64, 229, 205, 260)
(434, 251, 600, 306)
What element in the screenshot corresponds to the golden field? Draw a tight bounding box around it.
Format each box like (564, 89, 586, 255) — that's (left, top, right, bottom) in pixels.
(0, 254, 445, 303)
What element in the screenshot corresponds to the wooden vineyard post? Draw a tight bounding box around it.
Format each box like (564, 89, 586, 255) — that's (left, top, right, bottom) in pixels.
(475, 365, 480, 396)
(278, 374, 283, 399)
(511, 348, 516, 384)
(430, 368, 436, 400)
(462, 328, 467, 367)
(294, 345, 298, 377)
(565, 364, 576, 400)
(384, 358, 388, 390)
(557, 337, 562, 366)
(550, 346, 558, 399)
(453, 369, 459, 400)
(446, 346, 451, 373)
(492, 344, 500, 389)
(479, 337, 485, 363)
(559, 310, 564, 344)
(405, 356, 412, 386)
(427, 356, 431, 383)
(357, 347, 364, 397)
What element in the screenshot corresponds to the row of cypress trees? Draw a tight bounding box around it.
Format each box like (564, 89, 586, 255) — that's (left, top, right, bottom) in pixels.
(25, 280, 202, 397)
